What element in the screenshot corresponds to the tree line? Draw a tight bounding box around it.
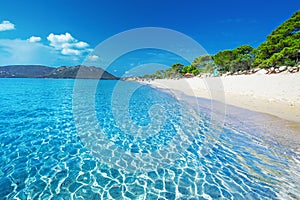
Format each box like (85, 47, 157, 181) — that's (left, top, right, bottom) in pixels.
(141, 10, 300, 79)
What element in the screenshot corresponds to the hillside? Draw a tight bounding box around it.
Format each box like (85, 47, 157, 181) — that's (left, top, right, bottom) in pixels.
(0, 65, 119, 79)
(0, 65, 55, 78)
(253, 10, 300, 67)
(45, 66, 119, 79)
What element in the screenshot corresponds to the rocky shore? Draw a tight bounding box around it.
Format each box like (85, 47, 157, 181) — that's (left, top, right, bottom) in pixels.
(197, 65, 300, 78)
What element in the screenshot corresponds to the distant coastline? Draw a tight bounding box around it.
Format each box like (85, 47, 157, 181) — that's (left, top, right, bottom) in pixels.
(0, 65, 119, 80)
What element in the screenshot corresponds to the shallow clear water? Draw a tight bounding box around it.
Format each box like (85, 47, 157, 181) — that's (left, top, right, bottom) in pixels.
(0, 78, 299, 199)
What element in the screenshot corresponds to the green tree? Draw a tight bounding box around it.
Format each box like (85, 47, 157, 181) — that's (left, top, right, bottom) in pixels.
(253, 10, 300, 68)
(171, 63, 184, 73)
(191, 55, 216, 74)
(213, 45, 254, 73)
(192, 55, 212, 67)
(155, 69, 164, 79)
(213, 50, 236, 72)
(181, 65, 196, 74)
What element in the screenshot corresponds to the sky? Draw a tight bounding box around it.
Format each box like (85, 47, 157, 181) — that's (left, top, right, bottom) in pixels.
(0, 0, 299, 74)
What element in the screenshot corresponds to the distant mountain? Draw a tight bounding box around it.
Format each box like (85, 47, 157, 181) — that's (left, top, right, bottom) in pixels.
(45, 65, 119, 79)
(0, 65, 55, 78)
(0, 65, 119, 79)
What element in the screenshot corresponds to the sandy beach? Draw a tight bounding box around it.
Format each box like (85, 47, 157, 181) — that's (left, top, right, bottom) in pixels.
(143, 73, 300, 123)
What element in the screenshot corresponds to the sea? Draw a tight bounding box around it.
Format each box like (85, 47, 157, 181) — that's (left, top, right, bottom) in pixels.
(0, 78, 299, 199)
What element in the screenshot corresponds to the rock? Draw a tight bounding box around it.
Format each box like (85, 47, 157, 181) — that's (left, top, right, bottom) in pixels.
(200, 73, 210, 78)
(221, 72, 232, 77)
(252, 68, 260, 73)
(275, 68, 280, 73)
(268, 67, 276, 74)
(184, 73, 194, 78)
(256, 69, 268, 75)
(242, 70, 247, 75)
(279, 66, 287, 72)
(288, 66, 299, 73)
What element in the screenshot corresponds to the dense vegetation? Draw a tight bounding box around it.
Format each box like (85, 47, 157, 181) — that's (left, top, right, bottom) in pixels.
(253, 10, 300, 68)
(213, 45, 254, 73)
(140, 10, 300, 79)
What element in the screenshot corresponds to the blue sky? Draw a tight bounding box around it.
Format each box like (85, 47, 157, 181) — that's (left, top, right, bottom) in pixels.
(0, 0, 299, 71)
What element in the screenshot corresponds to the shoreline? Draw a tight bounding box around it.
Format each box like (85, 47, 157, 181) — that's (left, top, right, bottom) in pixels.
(141, 73, 300, 124)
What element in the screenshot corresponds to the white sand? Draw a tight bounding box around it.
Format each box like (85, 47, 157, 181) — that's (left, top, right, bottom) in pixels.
(143, 73, 300, 123)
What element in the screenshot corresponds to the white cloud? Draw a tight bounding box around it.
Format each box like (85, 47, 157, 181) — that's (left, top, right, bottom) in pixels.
(0, 21, 15, 31)
(0, 39, 57, 65)
(75, 41, 89, 48)
(27, 36, 41, 43)
(0, 32, 91, 66)
(47, 32, 74, 47)
(47, 32, 90, 56)
(86, 55, 100, 61)
(62, 48, 81, 56)
(0, 39, 81, 66)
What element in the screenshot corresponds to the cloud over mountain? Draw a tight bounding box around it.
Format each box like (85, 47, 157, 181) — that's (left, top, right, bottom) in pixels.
(0, 21, 93, 66)
(47, 32, 90, 55)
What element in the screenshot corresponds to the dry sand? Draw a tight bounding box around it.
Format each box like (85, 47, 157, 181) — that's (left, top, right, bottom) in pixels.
(143, 73, 300, 123)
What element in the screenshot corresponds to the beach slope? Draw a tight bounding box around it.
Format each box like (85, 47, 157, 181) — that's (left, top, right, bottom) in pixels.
(145, 73, 300, 123)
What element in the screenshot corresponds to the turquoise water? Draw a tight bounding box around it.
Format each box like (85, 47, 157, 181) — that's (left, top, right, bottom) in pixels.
(0, 78, 299, 199)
